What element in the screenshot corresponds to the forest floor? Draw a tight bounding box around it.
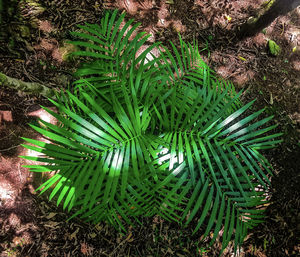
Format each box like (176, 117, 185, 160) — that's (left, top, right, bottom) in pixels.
(0, 0, 299, 256)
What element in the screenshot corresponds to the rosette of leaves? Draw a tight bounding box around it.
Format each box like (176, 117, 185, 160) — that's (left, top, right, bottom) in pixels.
(21, 10, 282, 253)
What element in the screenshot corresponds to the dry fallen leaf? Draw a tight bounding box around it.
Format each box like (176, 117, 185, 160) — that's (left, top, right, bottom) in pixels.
(45, 212, 57, 219)
(44, 221, 59, 228)
(125, 232, 133, 242)
(94, 223, 103, 231)
(69, 227, 80, 240)
(80, 242, 93, 256)
(89, 233, 97, 239)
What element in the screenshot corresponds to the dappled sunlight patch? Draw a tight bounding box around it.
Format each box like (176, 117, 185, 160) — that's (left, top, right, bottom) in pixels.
(37, 38, 58, 52)
(135, 45, 161, 64)
(38, 20, 56, 34)
(117, 0, 138, 15)
(118, 20, 138, 41)
(8, 213, 21, 228)
(27, 107, 58, 126)
(24, 146, 44, 160)
(34, 38, 76, 63)
(0, 154, 34, 208)
(143, 26, 156, 42)
(0, 176, 17, 207)
(233, 70, 256, 86)
(216, 65, 232, 79)
(285, 26, 300, 42)
(51, 48, 64, 63)
(157, 1, 171, 28)
(171, 20, 186, 33)
(253, 33, 267, 47)
(104, 0, 154, 14)
(12, 232, 32, 247)
(194, 0, 263, 27)
(292, 59, 300, 70)
(136, 0, 154, 10)
(211, 51, 257, 87)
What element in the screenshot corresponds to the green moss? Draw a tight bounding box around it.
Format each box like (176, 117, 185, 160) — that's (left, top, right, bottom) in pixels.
(268, 40, 281, 56)
(59, 41, 79, 62)
(18, 25, 30, 38)
(262, 0, 276, 10)
(248, 16, 258, 25)
(0, 72, 7, 84)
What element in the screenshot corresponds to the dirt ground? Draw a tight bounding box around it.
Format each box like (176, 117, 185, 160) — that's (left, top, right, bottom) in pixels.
(0, 0, 299, 256)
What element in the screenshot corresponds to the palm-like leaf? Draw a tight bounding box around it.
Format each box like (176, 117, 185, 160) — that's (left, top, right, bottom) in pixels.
(21, 10, 282, 254)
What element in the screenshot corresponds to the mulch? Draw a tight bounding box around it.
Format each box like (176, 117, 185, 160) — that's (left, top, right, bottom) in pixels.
(0, 0, 299, 256)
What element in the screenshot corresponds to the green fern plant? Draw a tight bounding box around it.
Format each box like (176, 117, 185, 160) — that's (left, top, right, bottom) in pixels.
(20, 10, 282, 253)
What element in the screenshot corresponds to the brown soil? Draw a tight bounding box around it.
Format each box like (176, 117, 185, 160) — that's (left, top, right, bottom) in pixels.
(0, 1, 299, 256)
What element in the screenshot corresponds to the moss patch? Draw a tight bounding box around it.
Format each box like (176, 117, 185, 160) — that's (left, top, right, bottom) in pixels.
(268, 40, 281, 56)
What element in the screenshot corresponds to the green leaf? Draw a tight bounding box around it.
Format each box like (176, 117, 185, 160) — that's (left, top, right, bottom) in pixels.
(21, 11, 281, 254)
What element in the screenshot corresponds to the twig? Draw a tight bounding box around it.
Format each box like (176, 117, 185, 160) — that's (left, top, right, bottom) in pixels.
(0, 131, 15, 141)
(0, 145, 20, 152)
(227, 47, 258, 54)
(64, 8, 90, 13)
(22, 63, 45, 85)
(66, 17, 94, 29)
